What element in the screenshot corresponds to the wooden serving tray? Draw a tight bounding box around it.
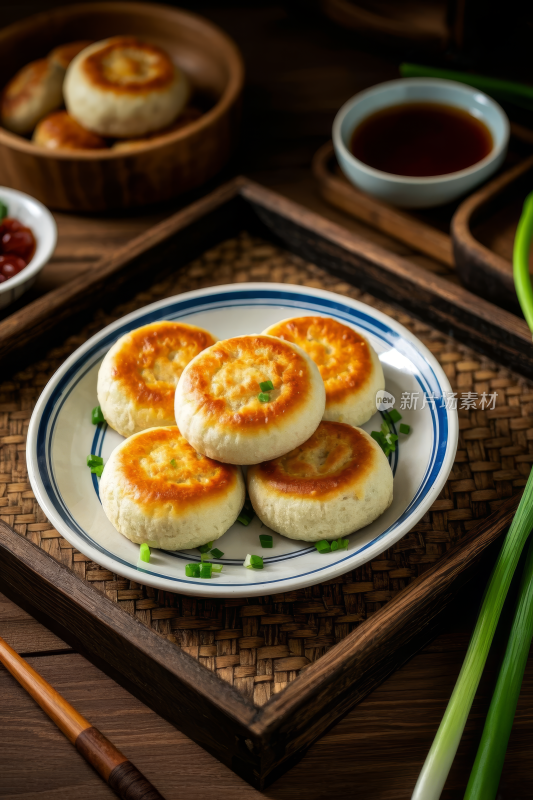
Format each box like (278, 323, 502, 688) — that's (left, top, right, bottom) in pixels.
(313, 138, 533, 312)
(0, 178, 532, 788)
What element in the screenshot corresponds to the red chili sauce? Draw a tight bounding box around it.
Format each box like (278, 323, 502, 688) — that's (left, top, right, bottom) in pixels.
(0, 217, 36, 283)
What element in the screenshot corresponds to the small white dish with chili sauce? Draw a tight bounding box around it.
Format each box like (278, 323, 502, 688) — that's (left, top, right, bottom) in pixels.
(332, 78, 509, 208)
(0, 186, 57, 308)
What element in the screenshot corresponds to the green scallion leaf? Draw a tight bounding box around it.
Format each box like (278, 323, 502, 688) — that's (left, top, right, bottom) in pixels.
(198, 541, 213, 554)
(259, 380, 274, 392)
(464, 535, 533, 799)
(315, 540, 331, 554)
(185, 563, 201, 577)
(457, 190, 533, 800)
(139, 543, 151, 563)
(211, 564, 223, 573)
(259, 534, 273, 548)
(380, 420, 390, 435)
(237, 499, 255, 526)
(400, 423, 411, 435)
(412, 468, 533, 799)
(210, 548, 224, 559)
(87, 454, 103, 467)
(258, 392, 270, 403)
(200, 552, 212, 561)
(244, 554, 263, 569)
(386, 408, 402, 424)
(90, 464, 104, 477)
(0, 200, 7, 221)
(331, 540, 339, 551)
(91, 406, 105, 425)
(170, 458, 177, 467)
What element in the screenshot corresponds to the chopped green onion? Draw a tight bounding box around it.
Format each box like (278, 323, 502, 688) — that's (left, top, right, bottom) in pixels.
(211, 564, 223, 573)
(371, 431, 386, 446)
(258, 392, 270, 403)
(331, 540, 339, 551)
(244, 554, 264, 569)
(200, 552, 212, 561)
(412, 467, 533, 798)
(200, 562, 213, 579)
(87, 454, 103, 467)
(259, 380, 274, 392)
(0, 200, 7, 221)
(237, 500, 254, 526)
(381, 420, 390, 435)
(139, 543, 151, 563)
(198, 541, 213, 554)
(185, 563, 201, 577)
(315, 540, 331, 554)
(386, 408, 402, 424)
(210, 548, 224, 559)
(170, 458, 177, 467)
(91, 406, 105, 425)
(91, 464, 104, 477)
(259, 534, 273, 548)
(400, 423, 411, 435)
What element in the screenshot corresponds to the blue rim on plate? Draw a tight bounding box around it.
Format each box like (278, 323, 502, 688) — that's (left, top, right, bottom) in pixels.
(27, 284, 458, 597)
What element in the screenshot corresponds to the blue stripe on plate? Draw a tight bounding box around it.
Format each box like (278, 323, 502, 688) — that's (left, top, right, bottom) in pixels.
(36, 288, 448, 587)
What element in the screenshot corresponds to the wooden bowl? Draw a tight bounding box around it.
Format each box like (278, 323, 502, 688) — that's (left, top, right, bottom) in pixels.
(0, 2, 244, 211)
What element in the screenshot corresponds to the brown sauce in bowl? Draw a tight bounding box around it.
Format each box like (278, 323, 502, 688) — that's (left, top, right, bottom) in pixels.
(350, 102, 493, 177)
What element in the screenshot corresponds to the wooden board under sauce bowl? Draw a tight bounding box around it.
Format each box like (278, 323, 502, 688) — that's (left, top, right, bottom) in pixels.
(0, 2, 244, 212)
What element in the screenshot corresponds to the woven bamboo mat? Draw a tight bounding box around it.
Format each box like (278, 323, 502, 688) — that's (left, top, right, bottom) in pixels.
(1, 231, 531, 706)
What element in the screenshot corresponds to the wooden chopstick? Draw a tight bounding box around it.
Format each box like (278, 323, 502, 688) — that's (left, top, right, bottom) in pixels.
(0, 634, 165, 800)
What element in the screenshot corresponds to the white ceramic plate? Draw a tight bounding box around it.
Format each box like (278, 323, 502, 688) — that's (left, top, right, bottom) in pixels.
(27, 283, 458, 597)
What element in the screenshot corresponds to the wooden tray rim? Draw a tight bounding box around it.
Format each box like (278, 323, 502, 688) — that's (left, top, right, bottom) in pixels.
(0, 176, 531, 786)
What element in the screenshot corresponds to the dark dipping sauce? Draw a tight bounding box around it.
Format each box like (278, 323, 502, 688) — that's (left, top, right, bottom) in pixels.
(350, 102, 493, 177)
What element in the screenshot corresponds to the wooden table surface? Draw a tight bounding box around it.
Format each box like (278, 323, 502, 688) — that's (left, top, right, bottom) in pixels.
(1, 3, 532, 798)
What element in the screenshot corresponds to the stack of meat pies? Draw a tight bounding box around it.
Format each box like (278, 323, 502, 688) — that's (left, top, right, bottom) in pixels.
(98, 316, 393, 554)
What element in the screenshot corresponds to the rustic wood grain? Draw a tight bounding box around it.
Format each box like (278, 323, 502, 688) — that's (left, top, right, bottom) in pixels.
(2, 178, 533, 381)
(321, 0, 450, 50)
(312, 140, 455, 267)
(0, 490, 523, 787)
(0, 3, 244, 211)
(1, 633, 532, 799)
(452, 154, 533, 311)
(0, 631, 164, 799)
(240, 181, 533, 378)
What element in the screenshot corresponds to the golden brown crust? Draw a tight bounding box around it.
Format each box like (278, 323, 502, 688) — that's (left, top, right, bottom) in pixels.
(33, 110, 107, 150)
(251, 422, 376, 500)
(49, 40, 93, 70)
(81, 37, 176, 95)
(2, 59, 51, 116)
(116, 427, 238, 511)
(112, 322, 216, 417)
(266, 316, 374, 407)
(181, 335, 314, 431)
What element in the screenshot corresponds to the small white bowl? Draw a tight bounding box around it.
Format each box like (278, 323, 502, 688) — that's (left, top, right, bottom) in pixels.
(332, 78, 510, 209)
(0, 187, 57, 309)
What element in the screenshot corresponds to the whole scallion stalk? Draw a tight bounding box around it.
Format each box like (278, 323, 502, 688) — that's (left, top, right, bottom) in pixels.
(464, 536, 533, 798)
(412, 190, 533, 800)
(411, 472, 533, 799)
(462, 191, 533, 798)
